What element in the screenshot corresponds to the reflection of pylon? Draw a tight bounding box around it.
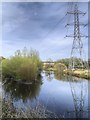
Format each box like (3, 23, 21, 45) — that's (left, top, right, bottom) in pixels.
(66, 3, 88, 70)
(68, 76, 88, 118)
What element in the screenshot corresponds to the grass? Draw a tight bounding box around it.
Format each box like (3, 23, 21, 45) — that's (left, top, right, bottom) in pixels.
(2, 98, 59, 118)
(64, 69, 90, 79)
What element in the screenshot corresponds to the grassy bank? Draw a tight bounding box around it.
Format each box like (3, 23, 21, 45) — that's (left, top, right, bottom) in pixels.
(64, 69, 90, 79)
(2, 98, 58, 118)
(42, 60, 90, 79)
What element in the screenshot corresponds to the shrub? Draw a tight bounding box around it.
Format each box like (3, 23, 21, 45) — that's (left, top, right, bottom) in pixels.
(54, 63, 67, 74)
(2, 48, 42, 82)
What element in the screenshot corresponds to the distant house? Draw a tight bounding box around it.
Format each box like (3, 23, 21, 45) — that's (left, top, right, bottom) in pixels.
(42, 61, 55, 68)
(42, 61, 55, 65)
(43, 62, 54, 65)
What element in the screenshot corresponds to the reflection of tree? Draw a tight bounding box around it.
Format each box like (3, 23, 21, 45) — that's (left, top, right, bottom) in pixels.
(3, 77, 42, 102)
(68, 76, 88, 118)
(54, 72, 65, 80)
(45, 71, 54, 81)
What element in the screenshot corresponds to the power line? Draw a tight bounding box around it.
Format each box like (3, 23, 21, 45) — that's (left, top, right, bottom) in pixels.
(41, 14, 67, 41)
(66, 2, 74, 36)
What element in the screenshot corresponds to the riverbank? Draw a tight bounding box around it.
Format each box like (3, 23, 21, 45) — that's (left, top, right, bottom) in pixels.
(64, 69, 90, 79)
(43, 66, 90, 80)
(2, 98, 58, 118)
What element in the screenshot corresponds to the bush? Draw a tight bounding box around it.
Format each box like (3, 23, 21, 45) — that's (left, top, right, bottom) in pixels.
(54, 63, 67, 74)
(2, 48, 42, 82)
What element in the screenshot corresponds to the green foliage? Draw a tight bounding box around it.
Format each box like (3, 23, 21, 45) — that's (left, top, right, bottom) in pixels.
(56, 58, 69, 68)
(56, 58, 88, 68)
(2, 48, 42, 82)
(54, 63, 67, 73)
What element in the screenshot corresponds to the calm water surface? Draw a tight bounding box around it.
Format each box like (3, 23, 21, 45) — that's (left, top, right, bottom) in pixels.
(2, 71, 90, 118)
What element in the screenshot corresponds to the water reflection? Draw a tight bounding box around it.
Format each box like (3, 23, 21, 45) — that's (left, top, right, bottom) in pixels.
(54, 72, 65, 80)
(2, 71, 89, 118)
(45, 71, 88, 118)
(44, 71, 54, 81)
(67, 76, 88, 118)
(3, 77, 43, 102)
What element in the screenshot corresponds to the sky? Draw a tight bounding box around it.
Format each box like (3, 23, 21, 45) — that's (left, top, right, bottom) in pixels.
(1, 2, 88, 61)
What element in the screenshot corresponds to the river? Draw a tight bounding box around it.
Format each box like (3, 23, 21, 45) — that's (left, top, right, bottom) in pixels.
(1, 71, 90, 118)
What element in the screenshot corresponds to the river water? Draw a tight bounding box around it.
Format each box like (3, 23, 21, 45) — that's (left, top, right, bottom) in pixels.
(2, 71, 90, 118)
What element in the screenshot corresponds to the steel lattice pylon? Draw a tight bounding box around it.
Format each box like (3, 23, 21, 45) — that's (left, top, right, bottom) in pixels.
(66, 4, 88, 70)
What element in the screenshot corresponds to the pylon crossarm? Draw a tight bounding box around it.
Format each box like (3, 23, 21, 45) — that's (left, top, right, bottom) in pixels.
(65, 35, 88, 38)
(67, 11, 86, 15)
(65, 23, 87, 27)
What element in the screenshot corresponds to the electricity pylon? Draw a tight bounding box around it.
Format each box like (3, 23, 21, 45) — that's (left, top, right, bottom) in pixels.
(66, 3, 88, 70)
